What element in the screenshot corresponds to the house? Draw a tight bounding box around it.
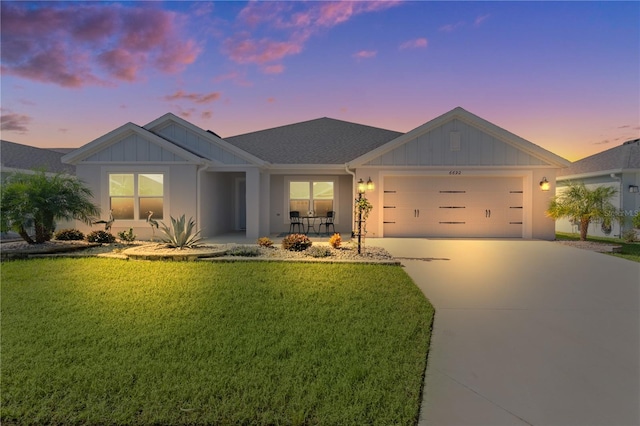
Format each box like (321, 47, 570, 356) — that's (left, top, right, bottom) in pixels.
(556, 138, 640, 238)
(1, 140, 75, 178)
(61, 107, 570, 240)
(1, 140, 77, 238)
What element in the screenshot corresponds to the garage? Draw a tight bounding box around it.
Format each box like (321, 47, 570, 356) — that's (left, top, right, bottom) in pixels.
(383, 176, 524, 238)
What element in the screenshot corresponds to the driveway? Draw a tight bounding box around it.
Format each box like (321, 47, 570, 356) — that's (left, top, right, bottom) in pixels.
(369, 239, 640, 426)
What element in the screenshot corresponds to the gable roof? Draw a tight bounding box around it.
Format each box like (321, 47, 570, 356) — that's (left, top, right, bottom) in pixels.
(225, 117, 403, 164)
(349, 107, 571, 168)
(144, 113, 266, 166)
(61, 123, 207, 165)
(1, 140, 75, 174)
(558, 138, 640, 177)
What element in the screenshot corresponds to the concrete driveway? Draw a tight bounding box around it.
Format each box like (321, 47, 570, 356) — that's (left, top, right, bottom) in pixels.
(369, 239, 640, 426)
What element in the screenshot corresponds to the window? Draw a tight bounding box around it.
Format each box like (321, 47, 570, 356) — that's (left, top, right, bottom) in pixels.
(109, 173, 163, 220)
(289, 181, 334, 216)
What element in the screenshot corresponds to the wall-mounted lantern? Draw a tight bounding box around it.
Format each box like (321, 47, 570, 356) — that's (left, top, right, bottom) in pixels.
(539, 177, 550, 191)
(629, 185, 639, 193)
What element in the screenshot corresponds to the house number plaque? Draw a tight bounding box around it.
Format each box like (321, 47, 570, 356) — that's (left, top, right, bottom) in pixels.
(448, 170, 462, 175)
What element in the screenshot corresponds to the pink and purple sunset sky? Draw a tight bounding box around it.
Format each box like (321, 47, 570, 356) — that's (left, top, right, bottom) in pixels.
(1, 1, 638, 161)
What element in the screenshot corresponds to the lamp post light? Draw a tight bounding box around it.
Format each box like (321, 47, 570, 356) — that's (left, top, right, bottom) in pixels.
(356, 177, 374, 254)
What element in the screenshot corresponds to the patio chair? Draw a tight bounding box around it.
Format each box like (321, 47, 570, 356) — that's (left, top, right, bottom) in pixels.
(289, 211, 305, 234)
(318, 211, 335, 235)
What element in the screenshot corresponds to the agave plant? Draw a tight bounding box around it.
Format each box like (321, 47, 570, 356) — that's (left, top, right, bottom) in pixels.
(159, 214, 203, 249)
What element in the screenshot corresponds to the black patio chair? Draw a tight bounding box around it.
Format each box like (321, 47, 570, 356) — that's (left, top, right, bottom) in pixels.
(289, 211, 305, 234)
(318, 211, 335, 235)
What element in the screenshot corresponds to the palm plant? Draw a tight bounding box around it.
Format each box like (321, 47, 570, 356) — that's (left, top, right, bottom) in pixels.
(546, 181, 620, 241)
(1, 171, 100, 244)
(159, 214, 203, 249)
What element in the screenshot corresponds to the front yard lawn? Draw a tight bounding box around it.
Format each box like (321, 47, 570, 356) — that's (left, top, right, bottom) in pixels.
(1, 259, 434, 425)
(556, 232, 640, 263)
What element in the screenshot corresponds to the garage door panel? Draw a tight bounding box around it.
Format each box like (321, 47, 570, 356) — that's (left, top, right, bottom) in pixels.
(383, 176, 523, 238)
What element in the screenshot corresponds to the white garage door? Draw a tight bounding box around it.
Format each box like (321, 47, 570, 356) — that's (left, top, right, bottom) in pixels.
(383, 176, 523, 238)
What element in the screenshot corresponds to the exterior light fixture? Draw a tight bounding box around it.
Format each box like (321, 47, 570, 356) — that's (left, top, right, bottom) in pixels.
(539, 177, 550, 191)
(357, 178, 366, 194)
(366, 177, 374, 191)
(629, 185, 639, 193)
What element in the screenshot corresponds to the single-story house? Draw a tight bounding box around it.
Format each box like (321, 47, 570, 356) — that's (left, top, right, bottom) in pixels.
(61, 107, 570, 240)
(1, 140, 75, 178)
(1, 140, 77, 237)
(556, 138, 640, 238)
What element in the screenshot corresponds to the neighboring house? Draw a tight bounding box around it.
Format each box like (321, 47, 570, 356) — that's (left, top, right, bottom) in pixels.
(61, 107, 570, 240)
(1, 140, 77, 237)
(556, 138, 640, 238)
(1, 140, 75, 178)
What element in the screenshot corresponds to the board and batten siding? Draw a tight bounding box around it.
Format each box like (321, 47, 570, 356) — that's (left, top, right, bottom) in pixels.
(154, 123, 249, 165)
(365, 119, 547, 167)
(85, 132, 185, 162)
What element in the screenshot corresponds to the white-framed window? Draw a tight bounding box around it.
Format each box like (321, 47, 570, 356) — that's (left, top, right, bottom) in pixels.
(109, 173, 164, 220)
(288, 180, 335, 217)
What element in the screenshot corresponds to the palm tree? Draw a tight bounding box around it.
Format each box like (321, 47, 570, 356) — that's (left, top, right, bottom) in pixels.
(546, 181, 620, 241)
(1, 171, 100, 244)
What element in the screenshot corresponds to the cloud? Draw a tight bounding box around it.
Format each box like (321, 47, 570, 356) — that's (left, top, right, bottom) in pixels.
(594, 139, 611, 145)
(353, 50, 377, 60)
(399, 38, 428, 50)
(201, 110, 213, 120)
(223, 34, 303, 65)
(267, 97, 276, 103)
(164, 90, 221, 104)
(0, 110, 32, 133)
(262, 64, 285, 74)
(224, 1, 401, 72)
(213, 71, 253, 87)
(439, 21, 465, 32)
(475, 14, 491, 26)
(0, 3, 201, 87)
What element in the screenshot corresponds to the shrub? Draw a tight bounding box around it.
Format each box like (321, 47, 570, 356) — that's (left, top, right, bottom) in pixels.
(160, 214, 203, 249)
(257, 237, 273, 248)
(282, 233, 312, 251)
(622, 229, 637, 243)
(632, 211, 640, 229)
(306, 245, 332, 258)
(329, 233, 342, 249)
(54, 228, 85, 241)
(117, 228, 136, 244)
(86, 230, 116, 244)
(226, 245, 261, 257)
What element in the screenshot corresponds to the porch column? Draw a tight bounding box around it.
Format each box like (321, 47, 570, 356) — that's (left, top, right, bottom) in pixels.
(245, 168, 261, 240)
(259, 172, 270, 236)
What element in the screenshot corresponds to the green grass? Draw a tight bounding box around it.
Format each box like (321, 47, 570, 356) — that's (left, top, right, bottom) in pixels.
(556, 232, 640, 263)
(1, 259, 434, 425)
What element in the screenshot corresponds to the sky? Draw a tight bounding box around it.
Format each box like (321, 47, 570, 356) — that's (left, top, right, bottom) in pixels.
(1, 1, 638, 162)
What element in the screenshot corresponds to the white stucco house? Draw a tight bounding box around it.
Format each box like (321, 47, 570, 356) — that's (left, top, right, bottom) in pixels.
(61, 107, 570, 240)
(556, 138, 640, 238)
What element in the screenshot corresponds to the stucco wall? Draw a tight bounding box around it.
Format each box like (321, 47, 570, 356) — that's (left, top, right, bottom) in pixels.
(268, 173, 353, 236)
(74, 163, 198, 240)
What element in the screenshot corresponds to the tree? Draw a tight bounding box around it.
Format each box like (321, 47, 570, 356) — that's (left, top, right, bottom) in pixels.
(1, 171, 100, 244)
(546, 181, 620, 241)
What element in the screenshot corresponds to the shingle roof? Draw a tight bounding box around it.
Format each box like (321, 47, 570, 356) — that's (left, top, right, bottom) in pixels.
(225, 117, 403, 164)
(1, 140, 75, 174)
(558, 138, 640, 177)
